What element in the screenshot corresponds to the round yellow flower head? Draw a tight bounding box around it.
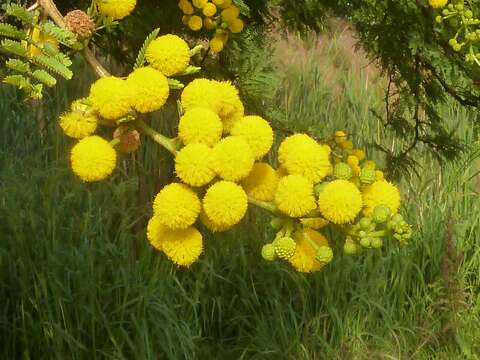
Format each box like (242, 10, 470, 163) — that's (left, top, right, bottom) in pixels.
(175, 143, 216, 187)
(375, 170, 384, 181)
(216, 81, 244, 124)
(212, 0, 225, 5)
(203, 3, 217, 16)
(161, 226, 203, 267)
(241, 162, 279, 201)
(229, 18, 244, 33)
(429, 0, 448, 8)
(273, 236, 296, 260)
(221, 98, 244, 133)
(221, 6, 240, 22)
(89, 76, 132, 120)
(153, 183, 201, 230)
(352, 149, 366, 161)
(179, 0, 194, 14)
(97, 0, 136, 19)
(362, 180, 401, 216)
(199, 210, 232, 232)
(334, 130, 347, 145)
(300, 217, 329, 230)
(278, 134, 331, 183)
(211, 136, 254, 182)
(288, 229, 329, 273)
(230, 115, 273, 159)
(318, 180, 363, 224)
(275, 174, 317, 217)
(181, 78, 221, 113)
(71, 136, 117, 182)
(188, 15, 203, 31)
(147, 216, 166, 251)
(146, 34, 190, 76)
(59, 111, 97, 139)
(178, 108, 223, 146)
(203, 181, 248, 228)
(126, 67, 169, 113)
(210, 35, 225, 53)
(192, 0, 208, 8)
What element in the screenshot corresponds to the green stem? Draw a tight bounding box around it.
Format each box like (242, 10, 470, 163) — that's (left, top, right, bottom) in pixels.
(136, 119, 179, 155)
(247, 196, 278, 213)
(110, 138, 120, 146)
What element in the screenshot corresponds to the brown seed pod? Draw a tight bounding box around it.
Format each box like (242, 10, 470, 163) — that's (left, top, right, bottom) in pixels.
(64, 10, 95, 40)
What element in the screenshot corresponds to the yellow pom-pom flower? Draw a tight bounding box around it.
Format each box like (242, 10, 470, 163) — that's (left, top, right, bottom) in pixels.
(178, 107, 223, 146)
(147, 216, 166, 251)
(288, 229, 329, 273)
(89, 76, 132, 120)
(153, 183, 201, 230)
(203, 181, 248, 228)
(318, 180, 362, 224)
(97, 0, 136, 19)
(275, 175, 316, 217)
(362, 180, 401, 216)
(59, 111, 97, 139)
(71, 136, 117, 182)
(146, 34, 190, 76)
(231, 115, 273, 160)
(216, 81, 243, 124)
(221, 6, 240, 22)
(175, 144, 216, 187)
(188, 15, 203, 31)
(375, 170, 384, 181)
(161, 226, 203, 267)
(179, 0, 194, 14)
(126, 67, 169, 113)
(429, 0, 448, 8)
(192, 0, 208, 8)
(181, 78, 221, 113)
(211, 136, 254, 182)
(278, 134, 331, 183)
(210, 35, 225, 53)
(199, 211, 232, 232)
(203, 3, 217, 16)
(228, 18, 244, 33)
(241, 162, 279, 202)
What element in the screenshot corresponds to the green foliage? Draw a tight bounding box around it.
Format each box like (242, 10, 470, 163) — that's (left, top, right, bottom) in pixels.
(5, 58, 29, 73)
(2, 2, 35, 25)
(0, 23, 25, 40)
(39, 21, 81, 49)
(1, 38, 27, 57)
(133, 27, 160, 70)
(32, 53, 73, 80)
(32, 69, 57, 87)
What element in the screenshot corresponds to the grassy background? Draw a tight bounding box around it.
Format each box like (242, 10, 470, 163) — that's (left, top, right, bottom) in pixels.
(1, 30, 480, 359)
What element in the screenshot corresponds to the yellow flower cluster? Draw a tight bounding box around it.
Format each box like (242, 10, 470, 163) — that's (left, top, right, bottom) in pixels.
(97, 0, 137, 20)
(178, 0, 244, 53)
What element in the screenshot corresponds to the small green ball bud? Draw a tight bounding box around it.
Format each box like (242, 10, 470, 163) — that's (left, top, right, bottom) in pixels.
(360, 237, 371, 248)
(447, 4, 454, 10)
(453, 43, 462, 51)
(273, 236, 296, 260)
(343, 237, 358, 255)
(371, 237, 383, 249)
(333, 162, 353, 180)
(359, 167, 376, 185)
(316, 246, 333, 264)
(372, 205, 391, 223)
(448, 38, 457, 46)
(455, 3, 464, 10)
(465, 10, 473, 18)
(443, 8, 451, 15)
(261, 243, 277, 261)
(359, 217, 372, 230)
(391, 214, 404, 224)
(435, 15, 443, 23)
(358, 230, 367, 238)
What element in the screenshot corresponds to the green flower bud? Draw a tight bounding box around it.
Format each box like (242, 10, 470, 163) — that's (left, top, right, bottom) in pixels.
(358, 230, 367, 238)
(261, 243, 277, 261)
(371, 237, 383, 249)
(343, 237, 358, 255)
(465, 10, 473, 18)
(359, 237, 371, 248)
(316, 246, 333, 264)
(435, 15, 443, 23)
(359, 217, 372, 230)
(453, 43, 462, 51)
(454, 3, 464, 10)
(448, 18, 459, 27)
(359, 167, 376, 185)
(448, 38, 457, 47)
(333, 162, 353, 180)
(273, 236, 296, 260)
(372, 205, 391, 223)
(443, 8, 451, 15)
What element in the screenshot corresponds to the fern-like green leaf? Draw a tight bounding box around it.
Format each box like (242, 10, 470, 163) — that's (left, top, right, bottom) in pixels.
(2, 3, 34, 24)
(3, 74, 31, 89)
(31, 69, 57, 87)
(233, 0, 251, 16)
(6, 58, 30, 73)
(1, 39, 28, 57)
(53, 52, 73, 67)
(32, 54, 73, 80)
(0, 23, 26, 40)
(134, 27, 160, 70)
(40, 22, 77, 47)
(40, 42, 60, 57)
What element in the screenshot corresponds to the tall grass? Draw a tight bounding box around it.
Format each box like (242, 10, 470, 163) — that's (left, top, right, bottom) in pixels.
(1, 34, 479, 359)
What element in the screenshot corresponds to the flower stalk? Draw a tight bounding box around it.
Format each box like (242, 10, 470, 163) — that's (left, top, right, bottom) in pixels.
(135, 119, 180, 155)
